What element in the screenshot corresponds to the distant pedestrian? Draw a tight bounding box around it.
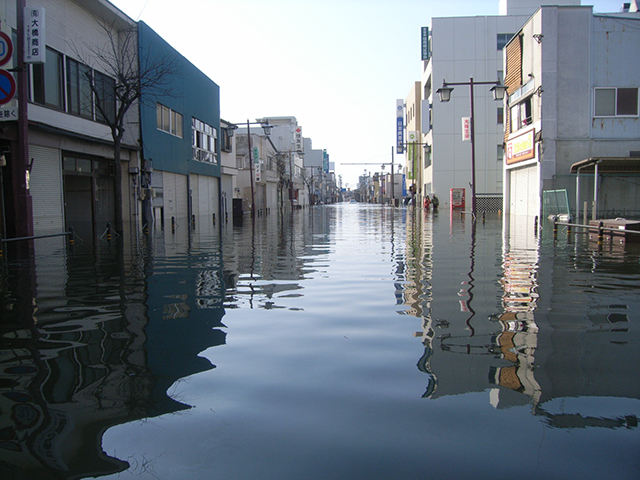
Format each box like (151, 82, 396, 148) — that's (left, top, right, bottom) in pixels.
(423, 196, 430, 210)
(432, 194, 439, 212)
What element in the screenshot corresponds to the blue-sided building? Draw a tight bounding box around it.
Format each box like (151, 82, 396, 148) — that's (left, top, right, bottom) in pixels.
(137, 21, 221, 231)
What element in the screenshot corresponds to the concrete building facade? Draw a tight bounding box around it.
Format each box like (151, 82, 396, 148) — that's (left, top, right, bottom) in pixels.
(503, 5, 640, 225)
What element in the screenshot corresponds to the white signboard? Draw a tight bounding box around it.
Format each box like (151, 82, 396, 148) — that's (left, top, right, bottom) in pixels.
(25, 7, 46, 64)
(462, 117, 471, 141)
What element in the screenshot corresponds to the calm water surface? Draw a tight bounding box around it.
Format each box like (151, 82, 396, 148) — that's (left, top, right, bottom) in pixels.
(1, 204, 639, 479)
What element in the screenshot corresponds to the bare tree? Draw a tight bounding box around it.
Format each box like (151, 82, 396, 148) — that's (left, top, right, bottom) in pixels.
(74, 20, 178, 236)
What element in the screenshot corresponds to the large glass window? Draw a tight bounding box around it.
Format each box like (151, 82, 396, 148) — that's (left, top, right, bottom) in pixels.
(192, 118, 217, 164)
(594, 87, 639, 117)
(497, 33, 514, 50)
(32, 47, 63, 108)
(66, 58, 93, 119)
(94, 71, 115, 124)
(157, 103, 183, 138)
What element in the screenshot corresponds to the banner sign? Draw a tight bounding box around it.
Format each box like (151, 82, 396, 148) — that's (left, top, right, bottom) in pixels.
(462, 117, 470, 141)
(323, 149, 328, 173)
(294, 126, 303, 152)
(406, 131, 418, 180)
(253, 147, 260, 182)
(506, 128, 535, 165)
(421, 27, 430, 61)
(25, 7, 45, 64)
(396, 99, 404, 154)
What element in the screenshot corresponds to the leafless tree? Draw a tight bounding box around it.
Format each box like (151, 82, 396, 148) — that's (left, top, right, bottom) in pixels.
(73, 20, 179, 236)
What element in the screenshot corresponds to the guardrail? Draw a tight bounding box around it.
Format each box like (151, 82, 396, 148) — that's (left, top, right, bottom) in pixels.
(0, 228, 75, 257)
(552, 218, 640, 245)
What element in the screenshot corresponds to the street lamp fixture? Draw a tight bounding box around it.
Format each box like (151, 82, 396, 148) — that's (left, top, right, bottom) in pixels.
(436, 78, 507, 219)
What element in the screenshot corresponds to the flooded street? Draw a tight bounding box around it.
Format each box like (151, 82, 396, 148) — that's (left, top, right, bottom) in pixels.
(1, 203, 639, 479)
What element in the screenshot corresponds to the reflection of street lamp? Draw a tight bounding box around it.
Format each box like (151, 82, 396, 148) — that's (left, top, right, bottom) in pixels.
(436, 78, 507, 218)
(225, 120, 273, 217)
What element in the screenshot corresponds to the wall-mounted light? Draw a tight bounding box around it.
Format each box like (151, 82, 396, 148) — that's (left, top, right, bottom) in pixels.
(534, 86, 544, 96)
(533, 34, 544, 44)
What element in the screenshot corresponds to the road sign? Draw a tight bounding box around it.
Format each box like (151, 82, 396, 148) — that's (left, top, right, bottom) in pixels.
(0, 31, 13, 66)
(0, 69, 16, 105)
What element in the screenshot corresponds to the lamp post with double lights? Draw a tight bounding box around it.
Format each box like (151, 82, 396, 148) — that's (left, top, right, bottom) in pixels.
(225, 120, 273, 217)
(435, 78, 507, 219)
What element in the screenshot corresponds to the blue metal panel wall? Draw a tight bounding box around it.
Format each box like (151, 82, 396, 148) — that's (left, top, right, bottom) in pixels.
(138, 21, 221, 178)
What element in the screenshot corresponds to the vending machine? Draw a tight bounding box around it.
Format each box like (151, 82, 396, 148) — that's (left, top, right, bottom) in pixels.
(450, 188, 465, 209)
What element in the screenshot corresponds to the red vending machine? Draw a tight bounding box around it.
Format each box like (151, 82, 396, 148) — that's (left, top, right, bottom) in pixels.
(450, 188, 465, 209)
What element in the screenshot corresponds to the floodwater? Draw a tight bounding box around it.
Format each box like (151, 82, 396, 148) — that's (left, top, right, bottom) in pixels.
(1, 204, 639, 480)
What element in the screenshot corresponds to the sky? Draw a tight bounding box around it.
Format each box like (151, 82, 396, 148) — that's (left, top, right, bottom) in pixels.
(109, 0, 627, 189)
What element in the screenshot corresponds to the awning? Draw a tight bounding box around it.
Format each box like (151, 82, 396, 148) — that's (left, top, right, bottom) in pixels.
(570, 157, 640, 174)
(570, 157, 640, 222)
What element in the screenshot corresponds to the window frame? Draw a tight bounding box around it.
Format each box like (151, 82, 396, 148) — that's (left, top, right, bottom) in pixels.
(32, 47, 64, 109)
(594, 87, 639, 117)
(157, 103, 184, 138)
(191, 117, 218, 164)
(66, 57, 94, 119)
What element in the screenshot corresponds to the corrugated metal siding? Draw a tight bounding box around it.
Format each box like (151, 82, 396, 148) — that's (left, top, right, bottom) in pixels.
(29, 145, 64, 234)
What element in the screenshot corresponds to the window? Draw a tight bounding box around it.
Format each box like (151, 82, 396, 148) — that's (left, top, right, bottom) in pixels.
(66, 58, 93, 119)
(192, 118, 217, 164)
(497, 33, 514, 50)
(497, 107, 504, 124)
(94, 71, 115, 124)
(32, 47, 63, 108)
(594, 87, 638, 117)
(497, 144, 504, 162)
(510, 97, 532, 132)
(156, 103, 183, 138)
(221, 128, 233, 153)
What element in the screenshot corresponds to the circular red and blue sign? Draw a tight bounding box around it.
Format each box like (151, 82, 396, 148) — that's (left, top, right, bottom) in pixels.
(0, 31, 13, 67)
(0, 69, 16, 105)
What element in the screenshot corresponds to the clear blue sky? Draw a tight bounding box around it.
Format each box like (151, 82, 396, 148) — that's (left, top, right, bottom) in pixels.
(110, 0, 627, 188)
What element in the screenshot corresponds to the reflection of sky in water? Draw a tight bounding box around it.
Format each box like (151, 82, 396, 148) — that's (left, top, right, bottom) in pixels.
(3, 206, 639, 479)
(100, 208, 640, 479)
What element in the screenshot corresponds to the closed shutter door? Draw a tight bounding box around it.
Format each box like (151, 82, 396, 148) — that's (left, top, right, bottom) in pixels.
(163, 172, 177, 218)
(163, 172, 189, 220)
(29, 145, 64, 234)
(510, 165, 539, 218)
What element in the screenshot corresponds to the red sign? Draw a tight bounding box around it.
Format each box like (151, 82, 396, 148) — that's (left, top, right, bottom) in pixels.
(0, 31, 13, 67)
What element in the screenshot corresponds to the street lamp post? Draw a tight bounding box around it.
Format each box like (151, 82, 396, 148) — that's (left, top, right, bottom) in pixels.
(226, 120, 272, 217)
(436, 78, 507, 219)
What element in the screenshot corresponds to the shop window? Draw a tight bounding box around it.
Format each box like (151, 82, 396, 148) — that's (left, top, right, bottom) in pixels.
(594, 87, 638, 117)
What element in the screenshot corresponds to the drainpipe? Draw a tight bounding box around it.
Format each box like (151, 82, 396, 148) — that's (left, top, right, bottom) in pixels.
(592, 161, 599, 221)
(575, 164, 583, 223)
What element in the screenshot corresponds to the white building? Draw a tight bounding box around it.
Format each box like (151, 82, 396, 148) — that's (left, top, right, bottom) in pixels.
(420, 0, 579, 212)
(503, 5, 640, 227)
(257, 116, 307, 208)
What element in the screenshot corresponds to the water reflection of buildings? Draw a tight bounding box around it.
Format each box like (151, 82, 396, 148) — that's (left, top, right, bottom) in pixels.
(407, 213, 639, 429)
(0, 225, 226, 479)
